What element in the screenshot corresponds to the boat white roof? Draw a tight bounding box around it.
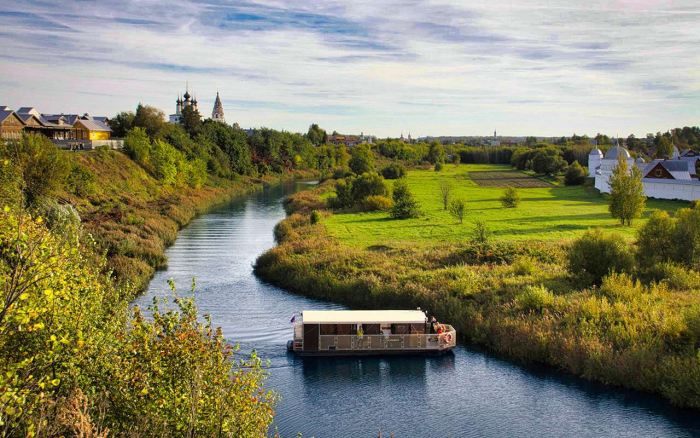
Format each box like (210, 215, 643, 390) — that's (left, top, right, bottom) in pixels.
(302, 310, 427, 324)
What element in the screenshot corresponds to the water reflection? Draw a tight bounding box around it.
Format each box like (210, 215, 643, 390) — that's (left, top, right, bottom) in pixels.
(137, 181, 700, 438)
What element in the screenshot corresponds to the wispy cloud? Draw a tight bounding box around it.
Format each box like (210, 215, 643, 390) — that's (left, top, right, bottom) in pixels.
(0, 0, 698, 137)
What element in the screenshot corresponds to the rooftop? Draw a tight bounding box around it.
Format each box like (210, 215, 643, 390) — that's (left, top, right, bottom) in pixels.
(301, 310, 427, 324)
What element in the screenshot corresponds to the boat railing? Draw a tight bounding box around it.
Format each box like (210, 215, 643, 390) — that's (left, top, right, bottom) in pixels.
(309, 327, 456, 352)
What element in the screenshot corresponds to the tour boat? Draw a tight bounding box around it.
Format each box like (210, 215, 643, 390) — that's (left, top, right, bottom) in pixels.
(287, 309, 456, 356)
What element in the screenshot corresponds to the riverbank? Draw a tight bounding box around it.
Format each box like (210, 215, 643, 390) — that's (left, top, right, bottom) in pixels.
(69, 148, 318, 292)
(254, 181, 700, 409)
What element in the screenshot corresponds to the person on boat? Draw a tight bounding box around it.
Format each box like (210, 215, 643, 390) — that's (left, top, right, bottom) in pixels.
(430, 317, 437, 334)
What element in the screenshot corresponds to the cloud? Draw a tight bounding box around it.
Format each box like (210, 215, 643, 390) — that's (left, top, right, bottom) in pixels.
(0, 0, 698, 137)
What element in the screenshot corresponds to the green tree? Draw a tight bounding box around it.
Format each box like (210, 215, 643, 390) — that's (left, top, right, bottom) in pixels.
(499, 187, 521, 208)
(123, 127, 151, 165)
(107, 110, 135, 137)
(381, 162, 406, 179)
(439, 180, 452, 210)
(564, 161, 587, 186)
(390, 179, 421, 219)
(307, 124, 327, 146)
(608, 155, 646, 226)
(657, 136, 673, 158)
(0, 134, 70, 206)
(672, 206, 700, 269)
(180, 104, 203, 138)
(448, 198, 467, 224)
(150, 139, 180, 185)
(348, 144, 374, 175)
(471, 219, 492, 244)
(427, 141, 446, 165)
(133, 104, 169, 140)
(636, 210, 676, 271)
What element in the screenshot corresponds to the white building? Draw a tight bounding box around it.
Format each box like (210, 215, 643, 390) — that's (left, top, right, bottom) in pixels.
(211, 92, 226, 124)
(590, 143, 700, 201)
(169, 86, 199, 124)
(490, 129, 500, 147)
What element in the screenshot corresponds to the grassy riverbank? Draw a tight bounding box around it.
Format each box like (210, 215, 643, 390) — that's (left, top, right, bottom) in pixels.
(68, 148, 318, 292)
(255, 171, 700, 409)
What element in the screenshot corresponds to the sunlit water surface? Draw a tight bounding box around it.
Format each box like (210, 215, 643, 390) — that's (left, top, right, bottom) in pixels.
(135, 181, 700, 438)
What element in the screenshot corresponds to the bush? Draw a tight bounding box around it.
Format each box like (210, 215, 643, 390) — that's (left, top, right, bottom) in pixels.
(518, 285, 555, 311)
(332, 167, 351, 180)
(597, 272, 642, 302)
(448, 198, 467, 224)
(646, 262, 700, 290)
(356, 195, 394, 212)
(512, 256, 537, 276)
(471, 220, 492, 245)
(567, 228, 634, 285)
(348, 144, 374, 175)
(0, 134, 70, 205)
(390, 179, 421, 219)
(351, 172, 389, 201)
(434, 161, 444, 172)
(499, 187, 521, 208)
(66, 162, 96, 197)
(310, 210, 322, 224)
(564, 161, 587, 186)
(381, 162, 407, 179)
(636, 210, 676, 272)
(329, 178, 354, 208)
(672, 206, 700, 268)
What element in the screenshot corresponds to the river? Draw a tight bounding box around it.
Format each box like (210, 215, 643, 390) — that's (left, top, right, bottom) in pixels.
(134, 181, 700, 438)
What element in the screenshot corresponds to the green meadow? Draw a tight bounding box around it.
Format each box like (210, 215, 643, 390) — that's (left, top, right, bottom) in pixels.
(324, 164, 689, 246)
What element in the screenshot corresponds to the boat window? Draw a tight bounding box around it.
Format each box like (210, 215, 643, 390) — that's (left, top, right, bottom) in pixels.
(320, 324, 336, 335)
(364, 324, 380, 335)
(392, 324, 409, 335)
(410, 323, 425, 334)
(380, 323, 392, 335)
(337, 324, 352, 335)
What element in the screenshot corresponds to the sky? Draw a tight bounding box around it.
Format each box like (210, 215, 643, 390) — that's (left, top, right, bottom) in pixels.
(0, 0, 698, 138)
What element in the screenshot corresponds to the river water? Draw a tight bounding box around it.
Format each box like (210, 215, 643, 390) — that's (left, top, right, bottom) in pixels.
(134, 181, 700, 438)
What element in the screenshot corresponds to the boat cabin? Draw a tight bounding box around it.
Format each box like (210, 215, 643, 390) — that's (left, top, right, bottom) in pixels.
(288, 310, 456, 356)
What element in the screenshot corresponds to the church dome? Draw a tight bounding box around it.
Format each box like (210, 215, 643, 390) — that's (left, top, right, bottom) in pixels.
(183, 90, 191, 99)
(604, 146, 630, 160)
(589, 148, 603, 156)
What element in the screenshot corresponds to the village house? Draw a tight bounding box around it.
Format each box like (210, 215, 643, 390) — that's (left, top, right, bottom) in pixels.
(328, 134, 362, 146)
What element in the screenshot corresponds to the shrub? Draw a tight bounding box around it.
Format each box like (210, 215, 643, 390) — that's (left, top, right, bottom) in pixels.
(608, 155, 646, 226)
(123, 127, 151, 165)
(512, 256, 537, 276)
(381, 162, 406, 179)
(439, 180, 452, 210)
(672, 206, 700, 269)
(0, 134, 70, 205)
(329, 178, 354, 208)
(597, 272, 643, 302)
(567, 228, 634, 285)
(348, 144, 374, 175)
(66, 162, 96, 197)
(517, 285, 555, 311)
(351, 172, 389, 201)
(636, 210, 675, 271)
(499, 187, 521, 208)
(310, 210, 322, 224)
(434, 161, 444, 172)
(564, 161, 587, 186)
(471, 220, 492, 245)
(448, 198, 467, 224)
(356, 195, 394, 212)
(646, 262, 700, 290)
(332, 166, 351, 180)
(390, 179, 421, 219)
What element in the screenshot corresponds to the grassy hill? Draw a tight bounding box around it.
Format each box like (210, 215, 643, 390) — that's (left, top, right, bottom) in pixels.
(324, 164, 688, 246)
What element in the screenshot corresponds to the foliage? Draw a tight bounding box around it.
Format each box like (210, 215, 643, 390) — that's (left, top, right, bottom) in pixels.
(123, 127, 151, 165)
(448, 198, 467, 224)
(306, 124, 327, 147)
(672, 206, 700, 269)
(564, 161, 587, 186)
(356, 195, 394, 212)
(517, 285, 555, 311)
(310, 210, 322, 224)
(66, 162, 96, 197)
(391, 179, 421, 219)
(0, 134, 70, 206)
(636, 210, 676, 272)
(0, 208, 277, 436)
(567, 228, 634, 285)
(133, 104, 170, 140)
(107, 111, 135, 138)
(439, 180, 452, 210)
(434, 161, 444, 172)
(348, 144, 374, 175)
(351, 172, 389, 202)
(180, 104, 203, 137)
(499, 187, 521, 208)
(381, 162, 406, 180)
(471, 220, 492, 245)
(608, 155, 646, 226)
(427, 141, 446, 165)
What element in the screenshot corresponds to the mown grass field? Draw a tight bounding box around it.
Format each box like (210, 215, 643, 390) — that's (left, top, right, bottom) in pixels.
(323, 163, 689, 246)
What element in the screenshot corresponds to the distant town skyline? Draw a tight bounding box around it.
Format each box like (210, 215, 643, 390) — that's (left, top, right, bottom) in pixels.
(1, 0, 698, 138)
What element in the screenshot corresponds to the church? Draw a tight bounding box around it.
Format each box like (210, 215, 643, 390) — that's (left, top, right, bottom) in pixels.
(169, 86, 227, 125)
(589, 142, 700, 201)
